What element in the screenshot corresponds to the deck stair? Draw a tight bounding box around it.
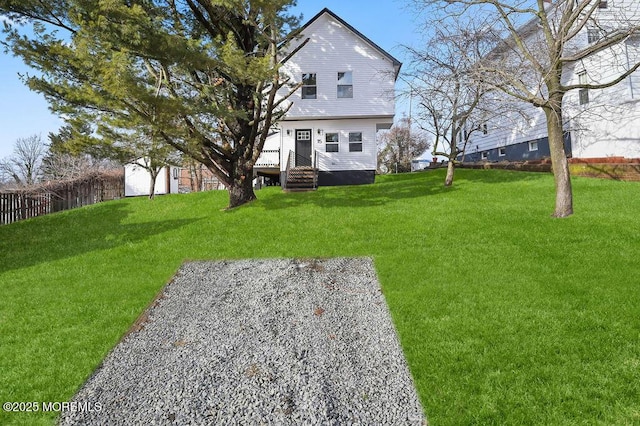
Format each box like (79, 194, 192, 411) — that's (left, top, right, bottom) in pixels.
(285, 166, 318, 191)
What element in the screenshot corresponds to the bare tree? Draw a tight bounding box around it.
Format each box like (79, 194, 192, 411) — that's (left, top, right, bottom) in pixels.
(41, 124, 121, 181)
(407, 21, 499, 186)
(414, 0, 640, 217)
(0, 134, 46, 187)
(41, 152, 93, 181)
(378, 116, 430, 173)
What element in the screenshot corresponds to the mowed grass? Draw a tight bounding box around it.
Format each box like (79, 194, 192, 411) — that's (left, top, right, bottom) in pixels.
(1, 168, 639, 425)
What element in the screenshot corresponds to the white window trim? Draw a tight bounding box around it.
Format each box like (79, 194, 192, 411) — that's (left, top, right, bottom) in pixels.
(337, 71, 353, 99)
(301, 73, 317, 99)
(578, 70, 588, 85)
(348, 131, 363, 152)
(325, 132, 339, 152)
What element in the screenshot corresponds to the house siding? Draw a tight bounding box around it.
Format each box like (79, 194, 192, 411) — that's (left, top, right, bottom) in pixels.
(467, 102, 549, 154)
(563, 34, 640, 158)
(465, 3, 640, 161)
(278, 13, 396, 120)
(266, 118, 384, 173)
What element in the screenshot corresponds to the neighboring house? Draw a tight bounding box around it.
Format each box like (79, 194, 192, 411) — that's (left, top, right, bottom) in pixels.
(260, 8, 402, 188)
(461, 1, 640, 163)
(124, 161, 180, 197)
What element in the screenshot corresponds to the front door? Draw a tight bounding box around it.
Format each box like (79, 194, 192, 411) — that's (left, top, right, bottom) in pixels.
(295, 129, 312, 167)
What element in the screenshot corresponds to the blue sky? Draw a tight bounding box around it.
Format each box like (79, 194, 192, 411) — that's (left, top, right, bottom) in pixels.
(0, 1, 418, 159)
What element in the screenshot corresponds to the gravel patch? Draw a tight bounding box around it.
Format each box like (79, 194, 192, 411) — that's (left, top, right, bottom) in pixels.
(59, 258, 426, 425)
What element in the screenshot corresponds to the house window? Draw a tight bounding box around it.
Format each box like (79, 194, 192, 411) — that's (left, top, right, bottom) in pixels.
(498, 147, 506, 157)
(325, 133, 339, 152)
(579, 89, 590, 105)
(482, 123, 488, 135)
(599, 1, 608, 8)
(481, 151, 488, 160)
(578, 71, 588, 84)
(587, 29, 601, 44)
(348, 132, 363, 152)
(578, 71, 589, 104)
(529, 141, 538, 151)
(301, 73, 317, 99)
(337, 71, 353, 98)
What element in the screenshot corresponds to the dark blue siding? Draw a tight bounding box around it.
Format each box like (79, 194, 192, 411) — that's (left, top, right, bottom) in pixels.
(461, 133, 572, 162)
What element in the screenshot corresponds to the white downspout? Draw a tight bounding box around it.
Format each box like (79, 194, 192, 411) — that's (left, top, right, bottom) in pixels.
(625, 39, 635, 99)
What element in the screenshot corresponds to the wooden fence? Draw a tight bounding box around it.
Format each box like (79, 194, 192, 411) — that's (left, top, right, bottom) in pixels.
(0, 172, 124, 225)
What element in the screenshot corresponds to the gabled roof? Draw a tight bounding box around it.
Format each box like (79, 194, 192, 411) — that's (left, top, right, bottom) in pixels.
(293, 8, 402, 79)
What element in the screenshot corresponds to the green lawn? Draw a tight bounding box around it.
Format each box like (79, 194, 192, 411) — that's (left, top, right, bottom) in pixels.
(1, 169, 639, 425)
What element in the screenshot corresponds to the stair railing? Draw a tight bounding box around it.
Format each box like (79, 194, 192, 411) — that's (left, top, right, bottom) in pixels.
(313, 150, 319, 189)
(284, 150, 295, 190)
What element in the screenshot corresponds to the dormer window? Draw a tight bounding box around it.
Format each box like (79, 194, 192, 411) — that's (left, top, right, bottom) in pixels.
(301, 73, 317, 99)
(337, 71, 353, 98)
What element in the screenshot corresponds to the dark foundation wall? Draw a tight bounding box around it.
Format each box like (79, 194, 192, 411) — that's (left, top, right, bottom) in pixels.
(279, 170, 376, 187)
(317, 170, 376, 186)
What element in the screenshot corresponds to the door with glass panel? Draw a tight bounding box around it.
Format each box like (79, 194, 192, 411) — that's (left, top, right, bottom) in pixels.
(295, 129, 312, 166)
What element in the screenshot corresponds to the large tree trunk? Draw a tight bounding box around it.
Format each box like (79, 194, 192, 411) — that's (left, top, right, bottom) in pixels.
(544, 104, 573, 218)
(444, 160, 456, 187)
(227, 160, 256, 209)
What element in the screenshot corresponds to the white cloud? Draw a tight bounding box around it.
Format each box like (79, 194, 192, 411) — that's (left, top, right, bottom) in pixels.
(0, 15, 16, 26)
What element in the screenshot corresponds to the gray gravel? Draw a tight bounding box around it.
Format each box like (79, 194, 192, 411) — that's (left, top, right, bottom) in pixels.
(59, 258, 426, 425)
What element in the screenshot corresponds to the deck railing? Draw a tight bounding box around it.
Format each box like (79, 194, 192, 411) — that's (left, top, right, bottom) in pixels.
(255, 149, 280, 168)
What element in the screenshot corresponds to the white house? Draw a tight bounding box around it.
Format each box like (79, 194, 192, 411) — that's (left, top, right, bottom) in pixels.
(124, 160, 180, 197)
(125, 9, 401, 193)
(260, 8, 402, 188)
(461, 0, 640, 163)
